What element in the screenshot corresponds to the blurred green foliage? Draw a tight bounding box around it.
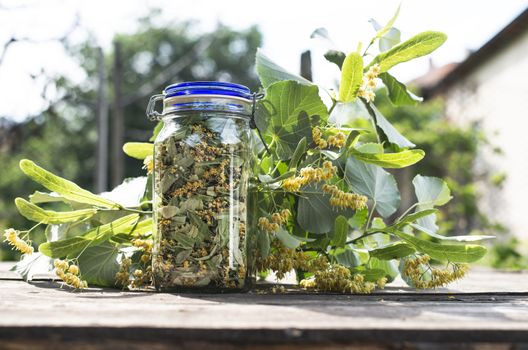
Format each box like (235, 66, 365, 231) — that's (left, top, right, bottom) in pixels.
(489, 238, 528, 270)
(376, 90, 503, 237)
(0, 13, 262, 260)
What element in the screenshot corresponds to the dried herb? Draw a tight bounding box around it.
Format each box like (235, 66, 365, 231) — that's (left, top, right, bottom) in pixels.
(153, 117, 249, 290)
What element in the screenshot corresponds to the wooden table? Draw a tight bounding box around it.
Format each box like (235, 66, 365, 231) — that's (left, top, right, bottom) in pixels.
(1, 262, 527, 349)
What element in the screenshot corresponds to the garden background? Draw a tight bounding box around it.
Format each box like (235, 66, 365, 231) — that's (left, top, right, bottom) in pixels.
(1, 0, 527, 270)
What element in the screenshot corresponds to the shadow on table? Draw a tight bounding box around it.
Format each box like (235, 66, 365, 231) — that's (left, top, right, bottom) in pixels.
(26, 277, 525, 324)
(171, 284, 525, 322)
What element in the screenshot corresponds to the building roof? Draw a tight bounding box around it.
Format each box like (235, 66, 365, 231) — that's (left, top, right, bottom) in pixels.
(419, 6, 528, 98)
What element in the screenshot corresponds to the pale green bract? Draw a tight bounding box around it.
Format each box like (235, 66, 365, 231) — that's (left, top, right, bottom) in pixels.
(368, 31, 447, 72)
(122, 142, 154, 160)
(15, 198, 98, 224)
(349, 147, 425, 168)
(38, 214, 139, 258)
(339, 52, 363, 103)
(391, 229, 487, 263)
(19, 160, 120, 209)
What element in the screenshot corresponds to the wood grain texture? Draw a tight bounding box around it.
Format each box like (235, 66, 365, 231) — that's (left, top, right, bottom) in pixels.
(0, 262, 527, 349)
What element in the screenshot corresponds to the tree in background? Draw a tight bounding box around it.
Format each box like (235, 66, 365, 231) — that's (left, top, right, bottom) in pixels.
(0, 13, 262, 260)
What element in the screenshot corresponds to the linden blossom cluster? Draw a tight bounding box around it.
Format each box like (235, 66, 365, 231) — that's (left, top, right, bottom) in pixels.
(357, 63, 381, 102)
(300, 264, 387, 294)
(143, 155, 154, 174)
(322, 184, 368, 210)
(256, 239, 330, 279)
(282, 161, 336, 192)
(257, 209, 291, 233)
(281, 161, 368, 211)
(403, 255, 469, 289)
(312, 127, 347, 149)
(3, 228, 33, 255)
(54, 259, 88, 289)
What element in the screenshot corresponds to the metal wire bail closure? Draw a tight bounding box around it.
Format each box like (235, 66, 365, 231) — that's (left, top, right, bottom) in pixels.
(250, 92, 270, 155)
(146, 94, 164, 121)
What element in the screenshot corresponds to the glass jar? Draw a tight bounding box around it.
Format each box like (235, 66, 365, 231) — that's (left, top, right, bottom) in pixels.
(147, 82, 253, 292)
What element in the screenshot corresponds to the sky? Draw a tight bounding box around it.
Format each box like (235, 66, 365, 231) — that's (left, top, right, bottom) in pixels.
(1, 0, 527, 120)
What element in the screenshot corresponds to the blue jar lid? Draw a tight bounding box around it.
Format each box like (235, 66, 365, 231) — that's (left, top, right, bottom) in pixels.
(164, 81, 252, 100)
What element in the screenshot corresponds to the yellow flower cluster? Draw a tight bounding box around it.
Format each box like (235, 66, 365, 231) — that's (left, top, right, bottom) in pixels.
(404, 255, 469, 289)
(282, 161, 336, 192)
(258, 209, 291, 233)
(3, 228, 33, 255)
(328, 132, 346, 148)
(312, 127, 328, 149)
(358, 64, 381, 103)
(130, 267, 152, 289)
(322, 184, 368, 210)
(115, 257, 132, 287)
(312, 127, 347, 149)
(54, 259, 87, 289)
(143, 155, 153, 174)
(300, 264, 381, 294)
(133, 238, 153, 264)
(377, 277, 388, 289)
(256, 239, 329, 280)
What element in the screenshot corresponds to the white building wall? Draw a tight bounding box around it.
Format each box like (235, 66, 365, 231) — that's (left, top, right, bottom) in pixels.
(444, 30, 528, 238)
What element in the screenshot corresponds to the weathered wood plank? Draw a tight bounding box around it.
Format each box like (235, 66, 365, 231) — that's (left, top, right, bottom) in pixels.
(1, 262, 527, 348)
(0, 262, 18, 280)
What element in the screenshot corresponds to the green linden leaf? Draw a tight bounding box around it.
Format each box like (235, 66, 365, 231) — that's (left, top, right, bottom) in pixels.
(367, 257, 399, 282)
(122, 142, 154, 160)
(257, 80, 328, 160)
(348, 208, 368, 230)
(352, 267, 388, 282)
(77, 242, 121, 287)
(275, 228, 304, 249)
(19, 159, 120, 209)
(412, 174, 453, 232)
(339, 52, 364, 103)
(334, 247, 363, 268)
(324, 50, 346, 69)
(297, 183, 353, 234)
(255, 49, 312, 88)
(345, 156, 400, 218)
(413, 175, 453, 207)
(368, 104, 415, 148)
(379, 72, 423, 106)
(15, 197, 97, 224)
(10, 252, 54, 282)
